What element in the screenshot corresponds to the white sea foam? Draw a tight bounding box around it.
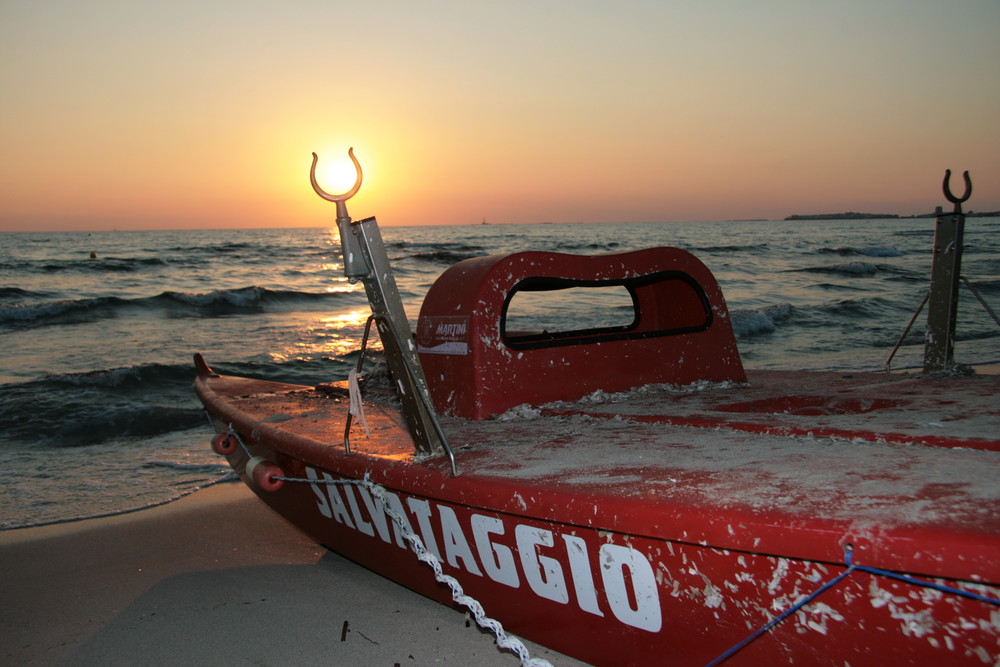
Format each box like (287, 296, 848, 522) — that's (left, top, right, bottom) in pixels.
(731, 303, 792, 338)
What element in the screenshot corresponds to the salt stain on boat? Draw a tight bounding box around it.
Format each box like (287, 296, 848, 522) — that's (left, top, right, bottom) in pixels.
(511, 492, 528, 511)
(698, 573, 726, 609)
(767, 558, 790, 595)
(800, 602, 845, 635)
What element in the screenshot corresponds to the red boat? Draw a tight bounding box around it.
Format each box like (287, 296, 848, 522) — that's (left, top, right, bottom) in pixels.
(194, 155, 999, 665)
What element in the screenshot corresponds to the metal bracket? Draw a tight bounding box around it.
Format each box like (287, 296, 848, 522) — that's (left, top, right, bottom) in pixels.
(943, 169, 972, 215)
(311, 150, 369, 281)
(342, 314, 377, 454)
(311, 150, 458, 475)
(886, 170, 997, 372)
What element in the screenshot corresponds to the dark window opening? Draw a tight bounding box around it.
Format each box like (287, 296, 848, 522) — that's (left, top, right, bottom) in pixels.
(501, 271, 713, 350)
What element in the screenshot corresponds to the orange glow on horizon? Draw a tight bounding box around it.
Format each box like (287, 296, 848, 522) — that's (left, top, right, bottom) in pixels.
(1, 2, 997, 232)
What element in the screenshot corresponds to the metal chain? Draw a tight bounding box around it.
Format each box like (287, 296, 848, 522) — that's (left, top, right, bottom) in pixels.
(359, 474, 553, 667)
(206, 422, 552, 667)
(232, 450, 553, 667)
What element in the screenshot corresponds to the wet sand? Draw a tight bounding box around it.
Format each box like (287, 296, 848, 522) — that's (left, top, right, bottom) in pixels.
(0, 482, 583, 666)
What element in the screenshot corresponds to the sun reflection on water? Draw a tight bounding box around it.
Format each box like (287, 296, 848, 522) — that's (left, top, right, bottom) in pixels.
(322, 310, 371, 328)
(308, 310, 382, 358)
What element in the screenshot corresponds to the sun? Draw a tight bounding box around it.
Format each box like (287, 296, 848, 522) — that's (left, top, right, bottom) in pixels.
(312, 149, 363, 196)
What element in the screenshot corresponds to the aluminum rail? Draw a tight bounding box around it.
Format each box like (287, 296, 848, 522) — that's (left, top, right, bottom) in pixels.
(310, 150, 457, 475)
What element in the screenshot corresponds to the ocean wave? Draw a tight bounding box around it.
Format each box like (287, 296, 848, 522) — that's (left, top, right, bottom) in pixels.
(0, 396, 206, 448)
(158, 241, 306, 264)
(695, 243, 770, 253)
(551, 241, 624, 253)
(203, 241, 256, 253)
(42, 362, 192, 388)
(4, 239, 327, 277)
(388, 241, 486, 265)
(153, 286, 269, 309)
(0, 471, 239, 531)
(792, 262, 879, 276)
(143, 460, 235, 473)
(84, 256, 171, 271)
(149, 286, 352, 312)
(0, 363, 205, 447)
(0, 286, 349, 330)
(390, 240, 485, 250)
(42, 357, 347, 390)
(892, 228, 935, 238)
(0, 358, 350, 449)
(963, 277, 1000, 292)
(819, 245, 903, 257)
(214, 357, 351, 386)
(4, 256, 173, 274)
(161, 241, 269, 256)
(813, 296, 899, 321)
(0, 287, 50, 301)
(0, 295, 129, 328)
(730, 303, 792, 338)
(408, 250, 484, 264)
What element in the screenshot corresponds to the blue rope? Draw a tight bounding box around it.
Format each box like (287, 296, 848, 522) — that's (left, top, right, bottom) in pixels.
(704, 547, 1000, 666)
(703, 560, 855, 667)
(845, 549, 1000, 607)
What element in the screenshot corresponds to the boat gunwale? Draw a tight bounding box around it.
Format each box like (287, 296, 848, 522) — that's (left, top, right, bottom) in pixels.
(194, 369, 1000, 585)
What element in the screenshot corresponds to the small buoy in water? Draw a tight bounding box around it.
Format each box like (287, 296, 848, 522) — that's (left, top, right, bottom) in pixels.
(245, 456, 285, 492)
(89, 252, 97, 259)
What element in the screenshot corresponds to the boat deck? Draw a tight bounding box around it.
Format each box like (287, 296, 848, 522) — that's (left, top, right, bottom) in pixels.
(200, 369, 1000, 582)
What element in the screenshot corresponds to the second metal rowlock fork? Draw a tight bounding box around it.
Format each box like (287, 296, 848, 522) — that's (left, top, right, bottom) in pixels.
(886, 169, 1000, 373)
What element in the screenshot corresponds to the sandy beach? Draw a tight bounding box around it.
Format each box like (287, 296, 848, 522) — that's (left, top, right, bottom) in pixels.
(0, 482, 584, 666)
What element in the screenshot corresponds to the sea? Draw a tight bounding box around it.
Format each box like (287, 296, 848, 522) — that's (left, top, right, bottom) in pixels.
(2, 217, 999, 530)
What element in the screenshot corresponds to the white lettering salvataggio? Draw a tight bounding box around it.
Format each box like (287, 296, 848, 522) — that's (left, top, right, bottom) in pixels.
(304, 467, 662, 633)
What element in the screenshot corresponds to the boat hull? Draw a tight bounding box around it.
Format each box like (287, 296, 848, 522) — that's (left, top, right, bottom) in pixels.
(196, 369, 1000, 666)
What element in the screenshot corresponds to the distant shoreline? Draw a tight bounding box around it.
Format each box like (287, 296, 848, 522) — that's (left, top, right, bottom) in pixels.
(785, 210, 1000, 221)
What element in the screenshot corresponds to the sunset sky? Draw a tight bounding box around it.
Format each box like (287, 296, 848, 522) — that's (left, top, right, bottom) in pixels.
(2, 1, 998, 231)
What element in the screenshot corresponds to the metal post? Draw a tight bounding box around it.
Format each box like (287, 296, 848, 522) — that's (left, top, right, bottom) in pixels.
(310, 150, 457, 475)
(350, 215, 457, 473)
(923, 169, 972, 374)
(923, 213, 964, 372)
